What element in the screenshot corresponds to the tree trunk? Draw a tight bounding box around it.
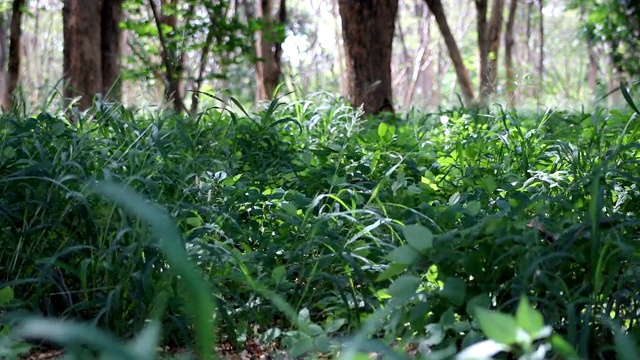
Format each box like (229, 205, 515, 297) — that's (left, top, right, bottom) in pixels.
(0, 11, 8, 109)
(485, 0, 504, 101)
(6, 0, 25, 110)
(63, 0, 104, 111)
(537, 0, 544, 84)
(255, 0, 286, 102)
(587, 39, 598, 95)
(504, 0, 517, 104)
(101, 0, 124, 101)
(338, 0, 398, 114)
(475, 0, 488, 103)
(424, 0, 476, 107)
(150, 0, 185, 112)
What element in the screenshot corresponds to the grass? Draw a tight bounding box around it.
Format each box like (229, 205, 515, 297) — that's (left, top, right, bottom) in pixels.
(0, 92, 640, 359)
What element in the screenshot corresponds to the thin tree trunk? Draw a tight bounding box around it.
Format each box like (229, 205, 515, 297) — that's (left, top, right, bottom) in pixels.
(7, 0, 25, 110)
(101, 0, 124, 101)
(338, 0, 399, 114)
(150, 0, 185, 113)
(486, 0, 504, 100)
(587, 39, 598, 95)
(424, 0, 476, 107)
(190, 10, 218, 114)
(475, 0, 488, 104)
(255, 0, 286, 101)
(0, 11, 8, 109)
(504, 0, 517, 105)
(537, 0, 544, 84)
(525, 1, 534, 98)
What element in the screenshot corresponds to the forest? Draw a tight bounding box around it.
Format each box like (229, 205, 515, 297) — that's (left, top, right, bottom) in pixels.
(0, 0, 639, 359)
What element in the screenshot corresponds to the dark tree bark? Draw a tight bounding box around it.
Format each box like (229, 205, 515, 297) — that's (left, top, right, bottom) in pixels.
(424, 0, 476, 107)
(255, 0, 286, 101)
(338, 0, 399, 114)
(504, 0, 517, 104)
(0, 11, 8, 109)
(475, 0, 488, 101)
(486, 0, 504, 99)
(6, 0, 25, 110)
(537, 0, 544, 83)
(150, 0, 186, 113)
(101, 0, 124, 101)
(476, 0, 504, 105)
(64, 0, 117, 111)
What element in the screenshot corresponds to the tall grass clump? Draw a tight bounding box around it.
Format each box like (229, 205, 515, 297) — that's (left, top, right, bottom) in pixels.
(0, 90, 639, 359)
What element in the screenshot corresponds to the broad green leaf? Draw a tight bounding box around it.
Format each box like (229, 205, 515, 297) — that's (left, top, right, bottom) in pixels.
(126, 321, 161, 360)
(325, 318, 347, 334)
(308, 324, 324, 337)
(387, 244, 420, 265)
(298, 308, 311, 325)
(314, 334, 332, 353)
(272, 265, 286, 283)
(402, 224, 433, 252)
(549, 334, 580, 359)
(51, 122, 66, 136)
(515, 296, 544, 336)
(440, 308, 456, 328)
(441, 277, 466, 306)
(466, 294, 491, 317)
(387, 275, 421, 301)
(615, 328, 640, 360)
(378, 123, 389, 138)
(289, 335, 313, 358)
(466, 201, 482, 216)
(424, 323, 445, 346)
(0, 286, 14, 305)
(376, 262, 408, 282)
(475, 308, 518, 345)
(448, 192, 461, 205)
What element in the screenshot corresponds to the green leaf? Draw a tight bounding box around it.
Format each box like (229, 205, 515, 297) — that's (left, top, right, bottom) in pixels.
(272, 265, 286, 283)
(475, 308, 518, 345)
(515, 296, 544, 336)
(51, 122, 66, 136)
(387, 275, 421, 301)
(126, 321, 161, 360)
(376, 262, 408, 282)
(298, 308, 311, 325)
(466, 200, 482, 216)
(615, 327, 640, 360)
(466, 294, 491, 317)
(289, 335, 313, 358)
(325, 318, 347, 334)
(402, 224, 433, 252)
(92, 181, 216, 360)
(387, 244, 420, 265)
(439, 308, 456, 328)
(308, 324, 324, 337)
(377, 123, 388, 139)
(550, 334, 580, 359)
(441, 277, 466, 306)
(185, 217, 202, 227)
(314, 334, 332, 353)
(0, 287, 14, 305)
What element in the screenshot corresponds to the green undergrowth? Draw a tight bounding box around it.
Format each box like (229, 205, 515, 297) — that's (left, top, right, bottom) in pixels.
(1, 92, 640, 359)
